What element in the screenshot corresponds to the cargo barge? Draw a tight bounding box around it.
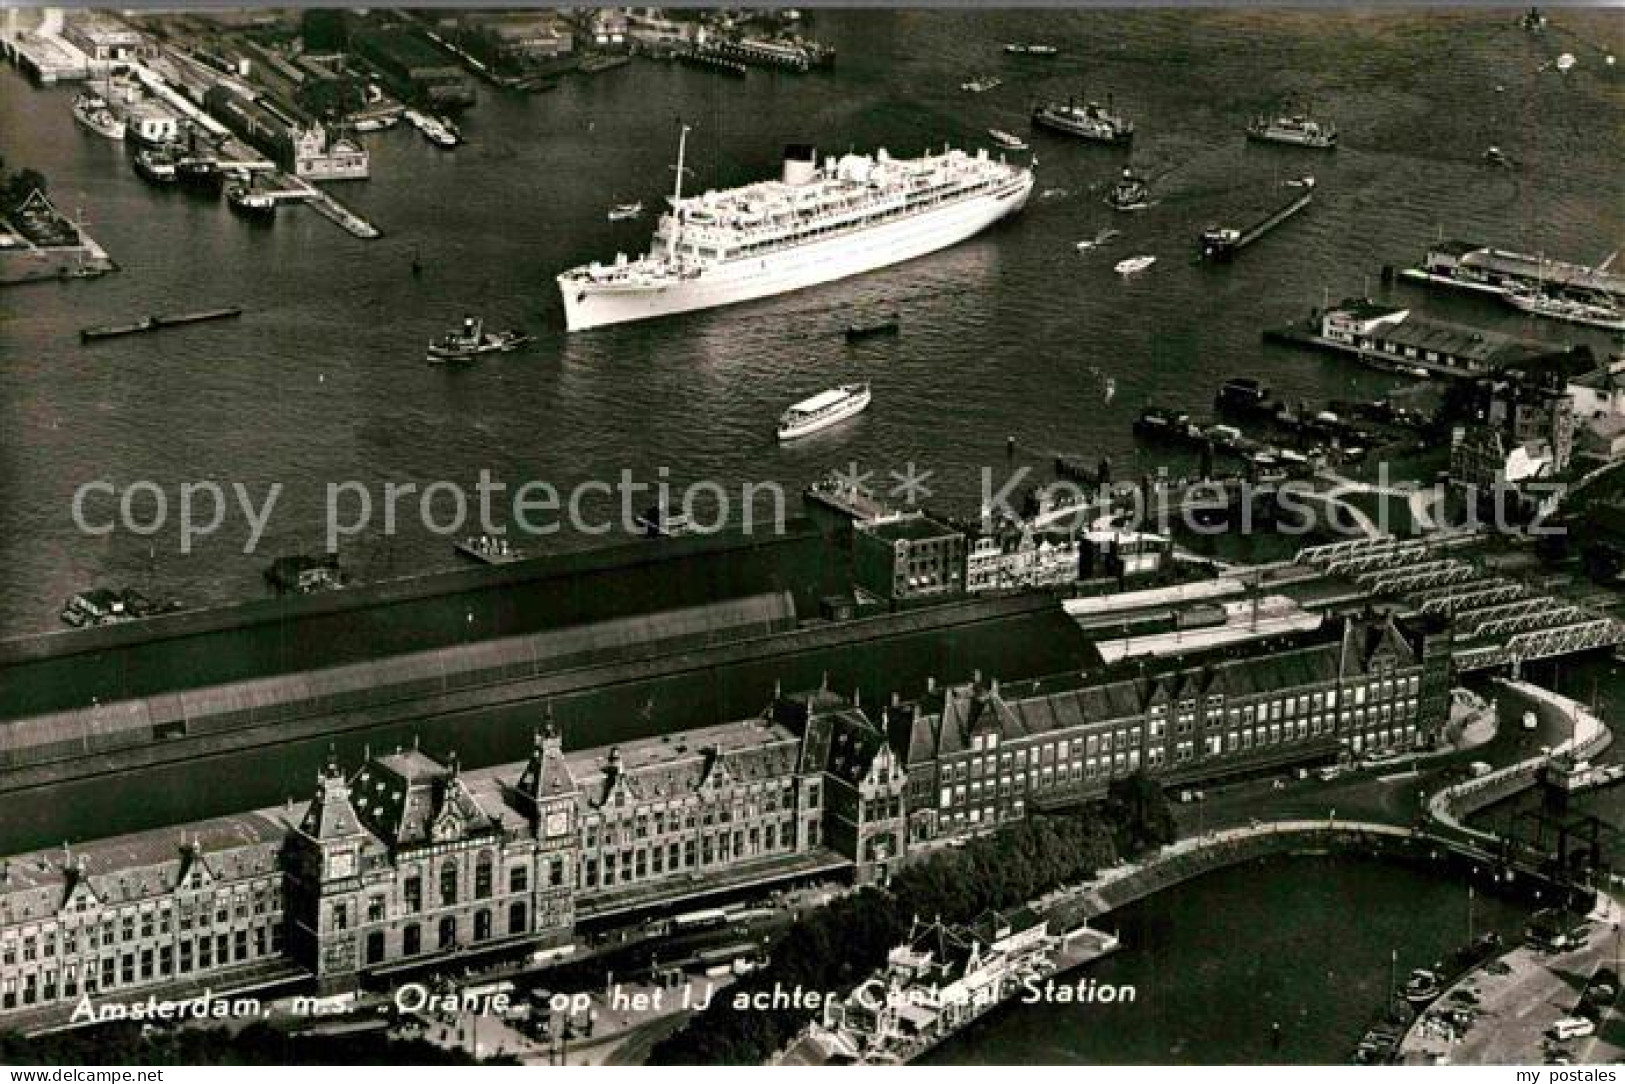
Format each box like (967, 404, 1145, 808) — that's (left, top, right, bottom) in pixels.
(1199, 177, 1315, 261)
(79, 306, 243, 341)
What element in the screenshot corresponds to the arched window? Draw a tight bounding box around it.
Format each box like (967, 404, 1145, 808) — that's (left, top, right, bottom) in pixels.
(440, 861, 459, 907)
(508, 901, 527, 936)
(365, 930, 385, 965)
(475, 853, 494, 900)
(474, 909, 492, 942)
(438, 915, 457, 950)
(402, 924, 421, 956)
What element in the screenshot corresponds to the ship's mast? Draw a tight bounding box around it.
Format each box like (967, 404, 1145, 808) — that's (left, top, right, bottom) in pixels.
(667, 124, 692, 260)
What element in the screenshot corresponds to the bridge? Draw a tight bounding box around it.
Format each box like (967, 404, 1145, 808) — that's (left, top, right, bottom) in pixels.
(1297, 535, 1625, 672)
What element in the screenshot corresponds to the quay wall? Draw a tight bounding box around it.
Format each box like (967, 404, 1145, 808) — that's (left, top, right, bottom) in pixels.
(0, 592, 1084, 799)
(1041, 820, 1580, 935)
(1430, 679, 1614, 839)
(0, 525, 842, 720)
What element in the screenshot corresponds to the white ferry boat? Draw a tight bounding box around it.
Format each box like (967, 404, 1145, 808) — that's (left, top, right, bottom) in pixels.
(557, 129, 1034, 332)
(777, 383, 872, 441)
(405, 109, 459, 147)
(1115, 255, 1156, 276)
(608, 201, 643, 221)
(1503, 286, 1625, 332)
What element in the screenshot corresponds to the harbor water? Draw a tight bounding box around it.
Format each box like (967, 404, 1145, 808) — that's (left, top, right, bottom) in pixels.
(3, 9, 1623, 636)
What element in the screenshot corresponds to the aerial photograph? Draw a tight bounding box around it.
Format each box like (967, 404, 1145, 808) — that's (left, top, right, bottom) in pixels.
(1, 1, 1623, 1071)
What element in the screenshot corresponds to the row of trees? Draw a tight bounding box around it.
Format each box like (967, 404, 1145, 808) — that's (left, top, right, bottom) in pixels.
(647, 776, 1176, 1065)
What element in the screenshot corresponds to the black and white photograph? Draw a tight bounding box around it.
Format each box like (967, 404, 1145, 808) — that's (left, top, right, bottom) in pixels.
(1, 0, 1623, 1072)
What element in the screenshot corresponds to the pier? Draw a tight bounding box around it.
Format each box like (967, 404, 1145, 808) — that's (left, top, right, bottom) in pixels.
(1199, 178, 1315, 261)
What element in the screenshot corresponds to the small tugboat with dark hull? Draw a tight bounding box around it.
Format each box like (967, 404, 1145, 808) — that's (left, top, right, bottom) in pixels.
(227, 181, 277, 221)
(845, 312, 900, 340)
(1106, 168, 1152, 211)
(132, 145, 179, 186)
(72, 90, 125, 141)
(426, 315, 533, 364)
(1032, 95, 1134, 144)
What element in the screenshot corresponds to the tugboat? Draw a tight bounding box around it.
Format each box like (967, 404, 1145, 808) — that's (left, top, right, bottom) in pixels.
(71, 90, 125, 140)
(607, 201, 643, 221)
(454, 534, 525, 565)
(1105, 168, 1152, 211)
(845, 312, 900, 340)
(1031, 95, 1134, 144)
(132, 145, 178, 186)
(425, 315, 534, 364)
(226, 178, 277, 221)
(1246, 112, 1338, 149)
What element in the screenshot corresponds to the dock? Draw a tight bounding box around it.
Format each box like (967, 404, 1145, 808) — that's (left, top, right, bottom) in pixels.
(245, 174, 381, 239)
(1200, 178, 1315, 261)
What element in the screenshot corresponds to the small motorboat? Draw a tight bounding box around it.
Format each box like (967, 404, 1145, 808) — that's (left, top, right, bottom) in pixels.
(961, 75, 1003, 93)
(845, 313, 900, 340)
(608, 201, 643, 221)
(1402, 969, 1442, 1006)
(1523, 710, 1538, 731)
(1076, 227, 1121, 251)
(988, 129, 1029, 152)
(426, 315, 534, 363)
(1115, 255, 1157, 276)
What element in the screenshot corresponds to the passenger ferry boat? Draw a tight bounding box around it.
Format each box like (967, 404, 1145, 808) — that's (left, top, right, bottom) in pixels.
(405, 109, 459, 147)
(1246, 112, 1338, 149)
(72, 91, 125, 140)
(608, 201, 643, 221)
(557, 128, 1034, 332)
(426, 316, 533, 363)
(777, 383, 871, 441)
(1503, 286, 1625, 332)
(961, 75, 1003, 93)
(1405, 241, 1625, 307)
(1031, 96, 1134, 144)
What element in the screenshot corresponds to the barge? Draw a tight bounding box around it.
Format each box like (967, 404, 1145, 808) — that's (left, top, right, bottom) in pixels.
(1199, 177, 1315, 261)
(80, 307, 243, 342)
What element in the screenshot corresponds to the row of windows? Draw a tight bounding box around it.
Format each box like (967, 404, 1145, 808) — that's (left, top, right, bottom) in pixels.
(2, 924, 283, 1010)
(581, 819, 814, 890)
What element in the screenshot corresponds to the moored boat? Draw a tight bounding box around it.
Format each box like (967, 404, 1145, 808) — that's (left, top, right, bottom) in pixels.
(132, 145, 178, 185)
(72, 91, 125, 140)
(227, 182, 277, 220)
(1502, 285, 1625, 332)
(777, 382, 872, 441)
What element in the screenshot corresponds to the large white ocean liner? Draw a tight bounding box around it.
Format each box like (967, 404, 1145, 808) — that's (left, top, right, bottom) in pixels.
(557, 127, 1035, 332)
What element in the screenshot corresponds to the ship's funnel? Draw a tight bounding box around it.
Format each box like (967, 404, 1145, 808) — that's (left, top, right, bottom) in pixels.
(782, 143, 817, 186)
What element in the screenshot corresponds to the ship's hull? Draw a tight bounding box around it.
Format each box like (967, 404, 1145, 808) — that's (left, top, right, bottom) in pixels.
(1032, 111, 1132, 144)
(1247, 129, 1337, 149)
(560, 172, 1033, 332)
(72, 108, 125, 141)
